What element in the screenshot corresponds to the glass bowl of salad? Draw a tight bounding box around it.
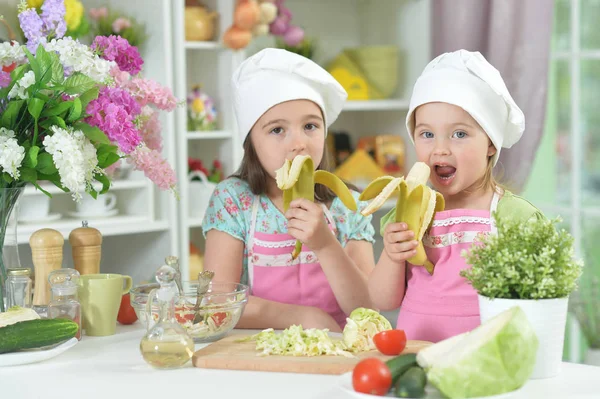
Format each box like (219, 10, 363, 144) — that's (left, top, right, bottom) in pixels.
(130, 281, 249, 343)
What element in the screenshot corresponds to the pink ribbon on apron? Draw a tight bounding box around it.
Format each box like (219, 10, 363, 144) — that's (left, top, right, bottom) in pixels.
(247, 197, 347, 328)
(397, 192, 500, 342)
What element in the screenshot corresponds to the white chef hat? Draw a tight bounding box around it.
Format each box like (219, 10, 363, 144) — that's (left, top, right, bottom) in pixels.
(405, 49, 525, 165)
(231, 48, 347, 145)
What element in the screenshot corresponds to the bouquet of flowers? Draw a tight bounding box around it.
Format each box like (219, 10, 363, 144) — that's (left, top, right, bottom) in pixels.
(88, 7, 147, 49)
(186, 85, 217, 132)
(0, 0, 178, 310)
(188, 157, 223, 184)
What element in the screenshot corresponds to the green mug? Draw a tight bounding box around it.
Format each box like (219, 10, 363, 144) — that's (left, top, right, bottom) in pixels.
(78, 273, 133, 336)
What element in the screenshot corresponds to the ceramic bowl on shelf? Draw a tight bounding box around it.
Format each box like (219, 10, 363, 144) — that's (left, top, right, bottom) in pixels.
(130, 281, 248, 343)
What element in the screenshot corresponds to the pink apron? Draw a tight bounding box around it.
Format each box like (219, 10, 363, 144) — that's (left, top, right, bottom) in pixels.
(247, 197, 347, 328)
(396, 192, 500, 343)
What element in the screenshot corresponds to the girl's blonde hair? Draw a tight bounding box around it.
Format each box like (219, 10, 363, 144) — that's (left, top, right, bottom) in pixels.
(471, 147, 510, 194)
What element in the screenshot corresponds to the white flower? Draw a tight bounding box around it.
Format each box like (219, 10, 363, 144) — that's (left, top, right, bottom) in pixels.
(8, 70, 35, 100)
(0, 127, 25, 179)
(43, 126, 99, 201)
(0, 41, 26, 67)
(44, 37, 114, 83)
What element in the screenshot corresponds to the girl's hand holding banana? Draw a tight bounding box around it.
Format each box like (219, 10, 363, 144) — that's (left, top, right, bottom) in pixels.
(285, 198, 336, 254)
(383, 222, 419, 263)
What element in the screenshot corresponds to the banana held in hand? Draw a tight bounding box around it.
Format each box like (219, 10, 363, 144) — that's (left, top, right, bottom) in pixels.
(275, 155, 357, 260)
(358, 162, 445, 275)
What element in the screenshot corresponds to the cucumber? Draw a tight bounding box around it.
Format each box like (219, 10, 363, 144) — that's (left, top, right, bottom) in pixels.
(386, 353, 418, 384)
(394, 366, 427, 398)
(0, 318, 79, 354)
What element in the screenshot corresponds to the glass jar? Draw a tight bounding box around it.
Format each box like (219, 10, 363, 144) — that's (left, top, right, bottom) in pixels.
(47, 269, 82, 340)
(6, 268, 32, 308)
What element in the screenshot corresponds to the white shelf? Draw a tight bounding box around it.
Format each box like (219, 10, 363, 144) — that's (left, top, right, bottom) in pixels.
(187, 130, 232, 140)
(17, 215, 169, 244)
(23, 180, 150, 196)
(188, 215, 205, 228)
(185, 41, 222, 50)
(343, 99, 410, 112)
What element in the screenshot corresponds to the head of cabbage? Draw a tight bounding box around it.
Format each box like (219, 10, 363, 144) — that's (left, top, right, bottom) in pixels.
(342, 307, 392, 352)
(416, 306, 538, 399)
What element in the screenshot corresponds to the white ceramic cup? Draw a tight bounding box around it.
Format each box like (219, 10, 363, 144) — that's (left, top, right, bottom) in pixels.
(76, 193, 117, 216)
(19, 194, 50, 220)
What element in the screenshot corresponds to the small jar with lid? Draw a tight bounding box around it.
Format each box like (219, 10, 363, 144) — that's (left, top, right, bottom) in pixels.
(5, 268, 32, 308)
(47, 269, 82, 340)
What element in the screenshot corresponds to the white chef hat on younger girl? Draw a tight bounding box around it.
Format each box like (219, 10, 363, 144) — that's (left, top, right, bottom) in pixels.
(231, 48, 348, 145)
(405, 49, 525, 165)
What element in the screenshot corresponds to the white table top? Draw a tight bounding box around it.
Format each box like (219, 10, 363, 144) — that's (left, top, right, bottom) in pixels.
(1, 323, 599, 399)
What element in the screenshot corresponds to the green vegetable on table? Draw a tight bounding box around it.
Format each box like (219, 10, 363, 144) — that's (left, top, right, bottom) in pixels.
(0, 318, 79, 354)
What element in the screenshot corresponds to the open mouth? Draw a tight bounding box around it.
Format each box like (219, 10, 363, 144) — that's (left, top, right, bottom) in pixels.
(434, 164, 456, 184)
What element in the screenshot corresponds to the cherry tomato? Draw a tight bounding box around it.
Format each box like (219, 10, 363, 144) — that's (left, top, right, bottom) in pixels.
(211, 312, 227, 327)
(117, 294, 138, 325)
(352, 358, 392, 396)
(373, 329, 407, 356)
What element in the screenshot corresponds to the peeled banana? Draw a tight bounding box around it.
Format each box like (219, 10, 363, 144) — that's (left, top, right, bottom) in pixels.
(358, 162, 445, 275)
(275, 155, 357, 259)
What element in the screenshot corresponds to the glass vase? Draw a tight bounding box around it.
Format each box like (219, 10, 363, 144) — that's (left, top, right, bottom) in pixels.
(0, 187, 25, 312)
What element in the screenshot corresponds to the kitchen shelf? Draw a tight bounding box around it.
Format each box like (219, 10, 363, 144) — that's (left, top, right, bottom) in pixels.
(343, 99, 410, 112)
(187, 215, 205, 228)
(187, 130, 232, 140)
(17, 216, 169, 244)
(185, 41, 222, 50)
(22, 180, 150, 196)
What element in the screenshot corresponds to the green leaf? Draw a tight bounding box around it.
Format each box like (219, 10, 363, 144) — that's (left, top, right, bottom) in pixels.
(94, 173, 111, 194)
(45, 116, 67, 129)
(2, 172, 14, 184)
(19, 167, 37, 184)
(42, 100, 73, 117)
(36, 153, 57, 175)
(24, 47, 41, 81)
(78, 87, 99, 110)
(10, 64, 28, 82)
(73, 122, 110, 144)
(49, 51, 64, 83)
(31, 181, 52, 197)
(67, 97, 82, 122)
(63, 73, 96, 95)
(23, 146, 40, 169)
(38, 45, 53, 86)
(98, 152, 121, 169)
(27, 97, 45, 120)
(1, 100, 24, 128)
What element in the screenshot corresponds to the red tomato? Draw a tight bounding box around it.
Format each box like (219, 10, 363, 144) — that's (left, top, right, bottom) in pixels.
(373, 329, 407, 356)
(211, 312, 227, 327)
(117, 294, 138, 325)
(352, 358, 392, 396)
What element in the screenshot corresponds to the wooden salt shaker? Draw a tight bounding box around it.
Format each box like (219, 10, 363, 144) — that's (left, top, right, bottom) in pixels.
(69, 221, 102, 276)
(30, 228, 64, 307)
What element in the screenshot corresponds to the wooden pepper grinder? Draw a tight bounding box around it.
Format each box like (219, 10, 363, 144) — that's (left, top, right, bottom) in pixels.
(69, 221, 102, 276)
(30, 228, 64, 307)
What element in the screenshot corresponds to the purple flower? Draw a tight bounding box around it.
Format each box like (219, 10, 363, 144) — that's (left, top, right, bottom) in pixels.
(0, 71, 11, 88)
(41, 0, 67, 39)
(92, 36, 143, 75)
(18, 9, 44, 53)
(85, 87, 143, 154)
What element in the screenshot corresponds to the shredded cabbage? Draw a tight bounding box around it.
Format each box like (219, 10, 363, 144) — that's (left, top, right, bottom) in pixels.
(342, 307, 392, 352)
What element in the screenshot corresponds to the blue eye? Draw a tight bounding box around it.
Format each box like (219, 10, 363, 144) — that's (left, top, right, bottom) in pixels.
(421, 131, 434, 139)
(453, 131, 467, 138)
(270, 127, 284, 135)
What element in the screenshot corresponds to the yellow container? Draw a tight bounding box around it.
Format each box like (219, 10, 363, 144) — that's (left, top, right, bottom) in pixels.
(346, 46, 404, 99)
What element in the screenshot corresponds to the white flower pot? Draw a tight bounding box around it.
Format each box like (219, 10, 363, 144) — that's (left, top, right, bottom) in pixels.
(188, 171, 216, 218)
(478, 295, 569, 379)
(584, 348, 600, 367)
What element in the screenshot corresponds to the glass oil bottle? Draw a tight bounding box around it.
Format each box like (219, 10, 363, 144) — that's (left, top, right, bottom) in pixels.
(140, 264, 195, 369)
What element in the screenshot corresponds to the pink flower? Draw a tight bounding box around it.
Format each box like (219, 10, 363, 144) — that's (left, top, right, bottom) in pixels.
(138, 106, 162, 151)
(110, 65, 130, 86)
(126, 76, 178, 111)
(129, 144, 177, 191)
(85, 87, 142, 153)
(112, 17, 131, 33)
(92, 35, 143, 75)
(89, 7, 108, 21)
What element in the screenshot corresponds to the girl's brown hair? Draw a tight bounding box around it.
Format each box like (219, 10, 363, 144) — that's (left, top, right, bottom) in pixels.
(231, 136, 341, 203)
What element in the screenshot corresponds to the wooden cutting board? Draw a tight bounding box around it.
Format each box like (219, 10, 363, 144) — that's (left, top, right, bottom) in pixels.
(192, 334, 432, 375)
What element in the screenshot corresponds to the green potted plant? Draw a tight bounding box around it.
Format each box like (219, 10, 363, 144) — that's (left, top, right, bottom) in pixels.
(460, 214, 584, 379)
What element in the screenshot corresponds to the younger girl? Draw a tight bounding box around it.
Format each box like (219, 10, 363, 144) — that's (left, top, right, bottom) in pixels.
(202, 48, 375, 332)
(368, 50, 545, 342)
